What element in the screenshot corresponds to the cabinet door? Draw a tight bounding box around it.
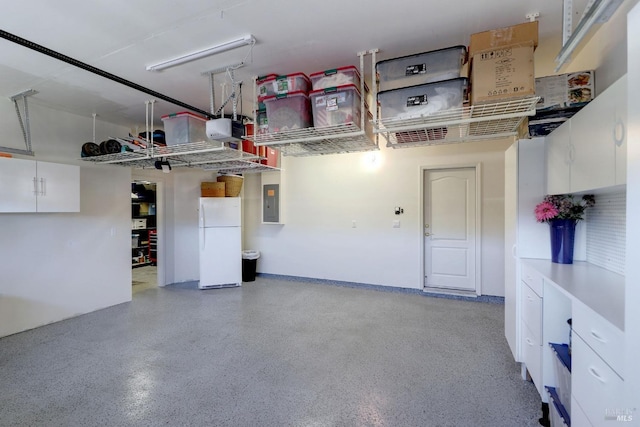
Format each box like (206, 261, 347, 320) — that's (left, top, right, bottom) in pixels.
(504, 142, 518, 360)
(546, 120, 571, 195)
(613, 75, 627, 186)
(36, 161, 80, 212)
(0, 157, 37, 212)
(570, 83, 617, 192)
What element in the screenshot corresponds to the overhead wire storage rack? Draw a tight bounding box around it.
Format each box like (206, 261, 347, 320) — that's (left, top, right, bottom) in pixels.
(373, 96, 540, 148)
(248, 50, 380, 157)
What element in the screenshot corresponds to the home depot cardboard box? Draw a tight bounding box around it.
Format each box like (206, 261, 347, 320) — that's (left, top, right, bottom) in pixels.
(469, 21, 539, 56)
(471, 42, 535, 104)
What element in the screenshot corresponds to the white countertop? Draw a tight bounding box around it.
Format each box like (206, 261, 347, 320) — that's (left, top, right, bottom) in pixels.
(521, 259, 625, 331)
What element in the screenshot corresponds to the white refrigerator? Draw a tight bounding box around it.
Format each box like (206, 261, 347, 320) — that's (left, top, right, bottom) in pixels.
(198, 197, 242, 289)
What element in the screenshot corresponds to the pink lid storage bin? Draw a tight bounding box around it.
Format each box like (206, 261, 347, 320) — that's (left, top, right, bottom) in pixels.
(260, 73, 311, 98)
(160, 112, 208, 145)
(310, 84, 364, 128)
(262, 91, 312, 133)
(256, 74, 278, 101)
(310, 66, 366, 92)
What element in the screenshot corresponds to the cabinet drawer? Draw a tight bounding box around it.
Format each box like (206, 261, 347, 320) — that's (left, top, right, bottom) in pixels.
(572, 334, 624, 425)
(521, 262, 543, 296)
(571, 396, 594, 427)
(520, 282, 542, 342)
(521, 322, 542, 395)
(573, 301, 625, 377)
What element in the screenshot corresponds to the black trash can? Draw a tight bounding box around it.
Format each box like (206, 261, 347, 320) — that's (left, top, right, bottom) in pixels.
(242, 250, 260, 282)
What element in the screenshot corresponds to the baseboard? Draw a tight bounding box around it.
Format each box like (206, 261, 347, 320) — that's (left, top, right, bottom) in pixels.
(256, 273, 505, 304)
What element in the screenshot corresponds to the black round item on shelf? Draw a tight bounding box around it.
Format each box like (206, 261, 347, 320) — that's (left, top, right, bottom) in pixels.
(138, 130, 166, 145)
(99, 139, 122, 154)
(81, 142, 101, 157)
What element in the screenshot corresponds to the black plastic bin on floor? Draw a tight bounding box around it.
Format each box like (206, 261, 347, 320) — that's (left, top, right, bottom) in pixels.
(241, 250, 260, 282)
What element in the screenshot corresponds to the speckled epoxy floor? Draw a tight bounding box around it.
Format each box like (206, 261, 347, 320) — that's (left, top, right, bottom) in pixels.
(0, 277, 542, 426)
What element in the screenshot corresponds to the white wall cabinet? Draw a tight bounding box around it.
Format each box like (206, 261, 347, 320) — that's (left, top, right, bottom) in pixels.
(546, 121, 572, 195)
(0, 157, 80, 213)
(545, 75, 627, 194)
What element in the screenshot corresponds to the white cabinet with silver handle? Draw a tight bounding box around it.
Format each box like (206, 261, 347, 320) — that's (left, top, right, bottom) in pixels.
(0, 157, 80, 213)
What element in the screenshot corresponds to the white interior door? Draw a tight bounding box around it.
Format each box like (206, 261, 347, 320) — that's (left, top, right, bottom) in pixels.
(424, 168, 477, 292)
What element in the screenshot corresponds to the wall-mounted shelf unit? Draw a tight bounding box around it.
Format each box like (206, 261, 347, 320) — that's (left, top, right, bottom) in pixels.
(81, 141, 278, 173)
(373, 96, 540, 149)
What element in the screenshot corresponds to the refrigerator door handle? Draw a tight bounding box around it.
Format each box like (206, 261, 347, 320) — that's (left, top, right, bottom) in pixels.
(201, 226, 205, 250)
(200, 204, 205, 228)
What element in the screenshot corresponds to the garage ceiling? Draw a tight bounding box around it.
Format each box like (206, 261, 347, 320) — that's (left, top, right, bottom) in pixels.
(1, 0, 570, 130)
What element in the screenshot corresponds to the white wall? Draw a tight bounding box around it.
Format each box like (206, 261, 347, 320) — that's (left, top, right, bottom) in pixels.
(0, 100, 132, 337)
(244, 138, 512, 296)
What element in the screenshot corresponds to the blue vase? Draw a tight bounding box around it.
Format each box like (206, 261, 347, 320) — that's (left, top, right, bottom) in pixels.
(549, 219, 577, 264)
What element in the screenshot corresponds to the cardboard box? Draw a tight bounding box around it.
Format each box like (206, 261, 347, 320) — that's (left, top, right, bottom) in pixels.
(201, 181, 225, 197)
(535, 70, 595, 111)
(469, 21, 538, 57)
(471, 43, 535, 104)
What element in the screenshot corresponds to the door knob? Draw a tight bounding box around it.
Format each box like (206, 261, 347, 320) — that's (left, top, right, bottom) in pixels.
(424, 232, 431, 237)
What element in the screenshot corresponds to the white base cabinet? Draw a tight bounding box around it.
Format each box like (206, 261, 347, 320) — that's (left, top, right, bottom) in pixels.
(0, 157, 80, 213)
(520, 259, 625, 425)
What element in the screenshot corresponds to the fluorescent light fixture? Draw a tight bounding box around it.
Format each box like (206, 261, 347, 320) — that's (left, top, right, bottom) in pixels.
(146, 35, 255, 71)
(555, 0, 623, 71)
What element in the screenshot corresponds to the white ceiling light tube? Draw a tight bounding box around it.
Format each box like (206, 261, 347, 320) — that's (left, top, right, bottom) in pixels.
(555, 0, 623, 71)
(146, 35, 256, 71)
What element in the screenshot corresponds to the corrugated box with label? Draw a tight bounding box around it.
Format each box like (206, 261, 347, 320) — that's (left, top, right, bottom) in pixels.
(469, 21, 539, 57)
(471, 42, 535, 105)
(535, 70, 595, 111)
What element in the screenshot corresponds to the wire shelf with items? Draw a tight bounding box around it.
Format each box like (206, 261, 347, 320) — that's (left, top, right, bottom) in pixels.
(81, 140, 265, 170)
(202, 160, 280, 174)
(373, 96, 540, 148)
(249, 122, 377, 157)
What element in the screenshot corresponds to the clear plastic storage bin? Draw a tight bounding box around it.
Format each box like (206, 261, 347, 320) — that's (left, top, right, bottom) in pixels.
(260, 73, 311, 97)
(161, 112, 207, 145)
(376, 45, 468, 91)
(262, 91, 312, 133)
(310, 66, 364, 91)
(310, 84, 363, 128)
(377, 78, 468, 120)
(256, 74, 278, 101)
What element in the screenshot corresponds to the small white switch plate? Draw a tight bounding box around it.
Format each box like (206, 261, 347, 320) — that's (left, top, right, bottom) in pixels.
(392, 220, 400, 228)
(352, 220, 357, 228)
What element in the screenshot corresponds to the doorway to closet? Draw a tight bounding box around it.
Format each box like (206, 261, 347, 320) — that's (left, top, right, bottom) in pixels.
(131, 180, 158, 295)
